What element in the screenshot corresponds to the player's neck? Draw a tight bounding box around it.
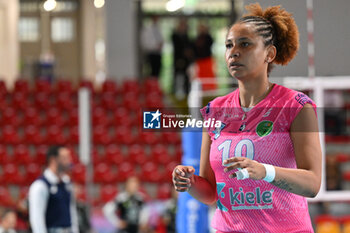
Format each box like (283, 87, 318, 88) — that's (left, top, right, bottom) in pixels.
(238, 79, 271, 108)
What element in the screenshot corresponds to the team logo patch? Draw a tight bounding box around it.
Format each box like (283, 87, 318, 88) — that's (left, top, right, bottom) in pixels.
(216, 182, 228, 212)
(213, 122, 226, 139)
(256, 120, 273, 137)
(143, 109, 162, 129)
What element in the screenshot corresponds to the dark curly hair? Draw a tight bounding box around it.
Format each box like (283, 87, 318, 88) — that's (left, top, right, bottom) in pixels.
(237, 3, 299, 73)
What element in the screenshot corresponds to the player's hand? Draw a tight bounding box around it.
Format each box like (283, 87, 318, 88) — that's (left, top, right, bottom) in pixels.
(172, 165, 195, 192)
(223, 157, 266, 180)
(118, 219, 128, 229)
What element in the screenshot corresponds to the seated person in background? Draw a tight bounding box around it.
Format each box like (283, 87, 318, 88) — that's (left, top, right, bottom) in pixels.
(0, 209, 17, 233)
(103, 176, 148, 233)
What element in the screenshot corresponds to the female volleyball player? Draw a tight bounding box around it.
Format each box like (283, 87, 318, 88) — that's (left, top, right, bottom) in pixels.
(172, 3, 322, 232)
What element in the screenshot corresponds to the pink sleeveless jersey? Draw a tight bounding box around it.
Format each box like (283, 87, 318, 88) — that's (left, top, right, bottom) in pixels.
(200, 84, 317, 233)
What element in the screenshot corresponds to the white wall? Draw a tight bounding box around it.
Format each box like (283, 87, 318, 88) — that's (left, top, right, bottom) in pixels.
(0, 0, 19, 89)
(105, 0, 137, 81)
(244, 0, 350, 77)
(81, 0, 97, 80)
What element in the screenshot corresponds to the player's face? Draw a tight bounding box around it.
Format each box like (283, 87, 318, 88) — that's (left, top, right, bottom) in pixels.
(57, 147, 72, 172)
(3, 212, 17, 229)
(225, 23, 268, 80)
(126, 177, 140, 195)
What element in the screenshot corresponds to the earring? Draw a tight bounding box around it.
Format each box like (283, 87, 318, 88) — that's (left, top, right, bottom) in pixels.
(265, 58, 270, 63)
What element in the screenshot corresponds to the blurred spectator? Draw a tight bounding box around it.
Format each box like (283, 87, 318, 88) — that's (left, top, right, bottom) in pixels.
(161, 187, 178, 233)
(171, 19, 194, 100)
(192, 23, 216, 91)
(326, 155, 341, 190)
(324, 90, 345, 135)
(0, 209, 17, 233)
(73, 185, 92, 233)
(141, 16, 164, 78)
(102, 176, 148, 233)
(28, 146, 79, 233)
(15, 197, 30, 233)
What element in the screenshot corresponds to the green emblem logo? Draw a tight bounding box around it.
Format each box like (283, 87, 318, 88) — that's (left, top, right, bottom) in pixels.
(256, 121, 273, 137)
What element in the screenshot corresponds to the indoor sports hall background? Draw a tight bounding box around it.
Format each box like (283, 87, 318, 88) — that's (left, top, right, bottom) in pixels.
(0, 0, 350, 232)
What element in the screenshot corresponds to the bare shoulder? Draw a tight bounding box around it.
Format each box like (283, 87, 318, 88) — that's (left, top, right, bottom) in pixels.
(291, 103, 318, 133)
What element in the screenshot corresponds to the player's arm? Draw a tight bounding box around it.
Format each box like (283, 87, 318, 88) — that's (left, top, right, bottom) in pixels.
(102, 199, 120, 228)
(270, 103, 322, 197)
(172, 129, 217, 205)
(223, 103, 322, 197)
(70, 191, 79, 233)
(29, 180, 49, 233)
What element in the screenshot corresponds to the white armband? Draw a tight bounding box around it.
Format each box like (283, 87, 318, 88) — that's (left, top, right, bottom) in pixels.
(262, 163, 276, 183)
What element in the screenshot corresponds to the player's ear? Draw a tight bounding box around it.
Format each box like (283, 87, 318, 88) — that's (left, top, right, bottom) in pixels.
(266, 45, 276, 63)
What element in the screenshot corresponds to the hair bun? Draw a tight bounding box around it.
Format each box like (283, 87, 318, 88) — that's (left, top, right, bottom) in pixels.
(244, 3, 299, 66)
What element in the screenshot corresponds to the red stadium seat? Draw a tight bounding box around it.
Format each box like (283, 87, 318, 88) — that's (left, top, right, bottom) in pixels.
(67, 146, 79, 164)
(55, 80, 73, 94)
(128, 144, 148, 164)
(23, 107, 43, 127)
(143, 79, 162, 96)
(12, 92, 31, 110)
(112, 108, 132, 127)
(91, 95, 100, 110)
(1, 107, 21, 127)
(34, 145, 48, 165)
(105, 144, 124, 165)
(24, 163, 42, 185)
(2, 163, 24, 185)
(93, 126, 112, 145)
(116, 162, 136, 182)
(100, 92, 118, 111)
(102, 80, 118, 95)
(35, 80, 52, 94)
(67, 109, 79, 127)
(45, 107, 66, 127)
(0, 186, 15, 207)
(14, 80, 29, 95)
(138, 131, 158, 145)
(92, 107, 110, 127)
(67, 126, 79, 144)
(122, 93, 142, 112)
(99, 185, 118, 204)
(0, 96, 7, 111)
(13, 144, 32, 165)
(92, 148, 103, 165)
(161, 132, 181, 145)
(23, 126, 44, 145)
(174, 147, 183, 162)
(71, 163, 86, 184)
(1, 126, 20, 144)
(0, 80, 8, 96)
(46, 125, 67, 144)
(144, 93, 164, 108)
(55, 93, 76, 111)
(94, 163, 115, 184)
(122, 80, 140, 95)
(157, 183, 172, 200)
(152, 144, 173, 165)
(79, 80, 94, 92)
(144, 78, 160, 90)
(34, 93, 51, 110)
(140, 162, 162, 183)
(0, 145, 8, 164)
(114, 125, 135, 145)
